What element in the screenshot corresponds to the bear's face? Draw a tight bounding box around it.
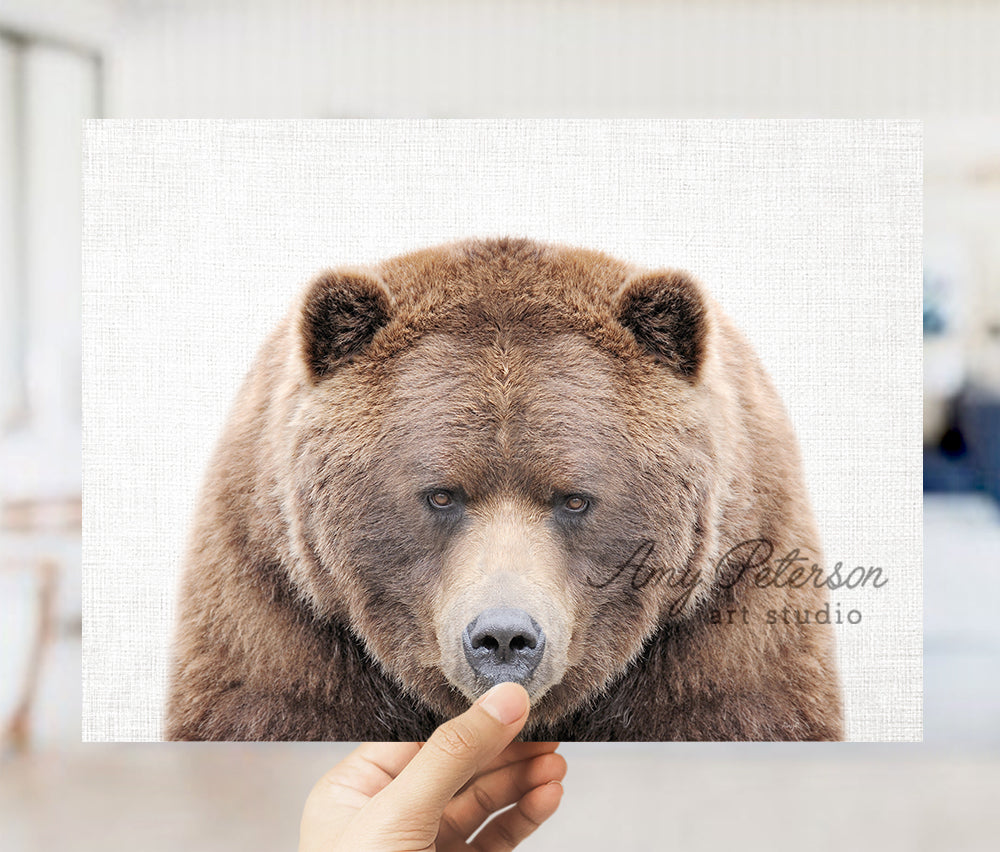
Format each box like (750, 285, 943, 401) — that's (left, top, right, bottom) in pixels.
(286, 241, 719, 724)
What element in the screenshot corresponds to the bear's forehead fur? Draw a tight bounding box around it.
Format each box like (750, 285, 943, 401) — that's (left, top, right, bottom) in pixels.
(322, 237, 704, 499)
(384, 333, 631, 503)
(366, 237, 654, 364)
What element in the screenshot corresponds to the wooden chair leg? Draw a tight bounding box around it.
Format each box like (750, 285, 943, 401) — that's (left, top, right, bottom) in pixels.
(2, 559, 58, 754)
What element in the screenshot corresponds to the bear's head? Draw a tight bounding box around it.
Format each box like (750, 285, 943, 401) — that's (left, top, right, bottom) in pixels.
(284, 238, 724, 727)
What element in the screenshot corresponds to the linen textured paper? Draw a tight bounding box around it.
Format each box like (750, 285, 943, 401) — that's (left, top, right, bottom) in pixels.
(82, 120, 922, 741)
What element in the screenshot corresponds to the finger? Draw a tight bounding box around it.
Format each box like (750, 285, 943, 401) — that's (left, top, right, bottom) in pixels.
(370, 682, 530, 821)
(317, 742, 422, 803)
(471, 781, 564, 852)
(471, 741, 561, 774)
(439, 752, 567, 843)
(349, 742, 424, 780)
(457, 741, 561, 793)
(300, 743, 425, 852)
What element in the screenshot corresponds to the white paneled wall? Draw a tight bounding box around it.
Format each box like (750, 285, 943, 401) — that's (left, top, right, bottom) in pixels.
(22, 44, 92, 435)
(0, 28, 94, 750)
(0, 35, 95, 496)
(0, 36, 24, 430)
(107, 0, 1000, 118)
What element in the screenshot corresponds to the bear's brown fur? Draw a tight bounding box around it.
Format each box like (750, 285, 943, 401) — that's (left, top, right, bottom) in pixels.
(165, 237, 843, 741)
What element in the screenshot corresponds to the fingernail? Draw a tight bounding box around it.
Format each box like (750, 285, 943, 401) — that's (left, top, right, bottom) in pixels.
(476, 682, 528, 725)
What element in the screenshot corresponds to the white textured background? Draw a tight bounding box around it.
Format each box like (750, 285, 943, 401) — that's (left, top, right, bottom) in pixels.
(82, 119, 922, 742)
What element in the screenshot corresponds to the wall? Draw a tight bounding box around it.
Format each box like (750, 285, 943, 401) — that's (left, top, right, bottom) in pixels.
(105, 0, 1000, 118)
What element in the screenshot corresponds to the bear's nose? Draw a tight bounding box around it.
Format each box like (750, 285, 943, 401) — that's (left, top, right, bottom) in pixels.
(462, 607, 546, 686)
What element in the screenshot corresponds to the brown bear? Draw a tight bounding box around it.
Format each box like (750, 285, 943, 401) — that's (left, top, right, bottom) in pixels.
(164, 237, 843, 742)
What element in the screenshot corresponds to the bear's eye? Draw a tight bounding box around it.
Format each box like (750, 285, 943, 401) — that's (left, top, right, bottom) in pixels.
(427, 490, 455, 510)
(562, 495, 590, 513)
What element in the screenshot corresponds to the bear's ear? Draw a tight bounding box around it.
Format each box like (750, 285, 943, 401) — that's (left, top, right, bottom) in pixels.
(615, 270, 708, 380)
(299, 269, 392, 378)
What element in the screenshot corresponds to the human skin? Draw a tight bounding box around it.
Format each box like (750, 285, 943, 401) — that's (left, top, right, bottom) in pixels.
(299, 683, 566, 851)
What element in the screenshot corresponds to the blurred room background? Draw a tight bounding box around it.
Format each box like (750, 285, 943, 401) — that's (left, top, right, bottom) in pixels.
(1, 1, 998, 849)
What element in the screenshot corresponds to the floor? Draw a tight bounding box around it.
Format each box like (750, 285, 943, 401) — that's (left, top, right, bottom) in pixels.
(2, 494, 999, 851)
(3, 744, 1000, 851)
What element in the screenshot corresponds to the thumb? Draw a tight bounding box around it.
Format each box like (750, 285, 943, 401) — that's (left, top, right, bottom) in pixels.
(370, 682, 530, 823)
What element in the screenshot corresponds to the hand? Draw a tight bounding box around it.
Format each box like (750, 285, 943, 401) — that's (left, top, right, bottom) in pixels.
(299, 682, 566, 851)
